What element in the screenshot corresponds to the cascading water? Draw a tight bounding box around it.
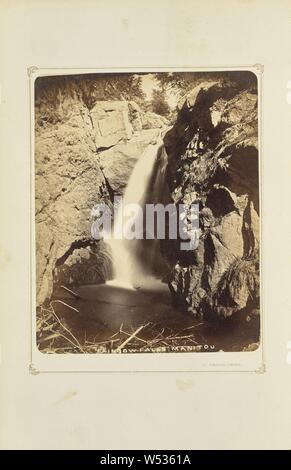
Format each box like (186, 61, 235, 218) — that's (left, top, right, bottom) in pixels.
(106, 132, 170, 288)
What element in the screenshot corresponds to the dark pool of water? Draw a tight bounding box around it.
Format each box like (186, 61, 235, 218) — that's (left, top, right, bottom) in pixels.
(50, 279, 260, 353)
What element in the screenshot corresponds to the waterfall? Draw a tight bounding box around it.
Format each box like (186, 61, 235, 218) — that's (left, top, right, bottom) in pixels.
(106, 133, 170, 288)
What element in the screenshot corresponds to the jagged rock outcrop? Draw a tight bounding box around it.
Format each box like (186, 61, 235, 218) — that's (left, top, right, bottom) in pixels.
(163, 76, 260, 321)
(99, 129, 160, 194)
(141, 111, 169, 129)
(35, 94, 165, 305)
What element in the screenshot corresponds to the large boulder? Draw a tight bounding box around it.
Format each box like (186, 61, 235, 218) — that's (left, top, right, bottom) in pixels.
(99, 129, 160, 194)
(90, 101, 133, 149)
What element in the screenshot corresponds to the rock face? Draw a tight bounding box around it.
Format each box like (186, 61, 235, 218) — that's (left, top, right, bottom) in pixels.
(35, 94, 166, 305)
(99, 129, 160, 194)
(163, 77, 260, 320)
(141, 111, 169, 130)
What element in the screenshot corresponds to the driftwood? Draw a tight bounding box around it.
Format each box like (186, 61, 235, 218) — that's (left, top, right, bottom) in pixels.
(116, 323, 150, 352)
(60, 285, 83, 300)
(50, 303, 84, 351)
(119, 325, 148, 343)
(51, 299, 80, 313)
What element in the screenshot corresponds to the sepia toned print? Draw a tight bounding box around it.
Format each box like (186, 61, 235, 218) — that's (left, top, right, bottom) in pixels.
(34, 70, 260, 355)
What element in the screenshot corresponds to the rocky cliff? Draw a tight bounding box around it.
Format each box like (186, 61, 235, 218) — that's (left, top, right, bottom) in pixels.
(163, 76, 260, 321)
(35, 73, 260, 324)
(35, 91, 165, 305)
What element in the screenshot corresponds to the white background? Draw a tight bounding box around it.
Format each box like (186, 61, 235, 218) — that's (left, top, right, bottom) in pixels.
(0, 0, 291, 450)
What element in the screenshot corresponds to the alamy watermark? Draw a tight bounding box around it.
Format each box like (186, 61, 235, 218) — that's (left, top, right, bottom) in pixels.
(91, 196, 200, 251)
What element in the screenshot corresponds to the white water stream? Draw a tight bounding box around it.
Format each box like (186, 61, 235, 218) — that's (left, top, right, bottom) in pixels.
(106, 132, 168, 288)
